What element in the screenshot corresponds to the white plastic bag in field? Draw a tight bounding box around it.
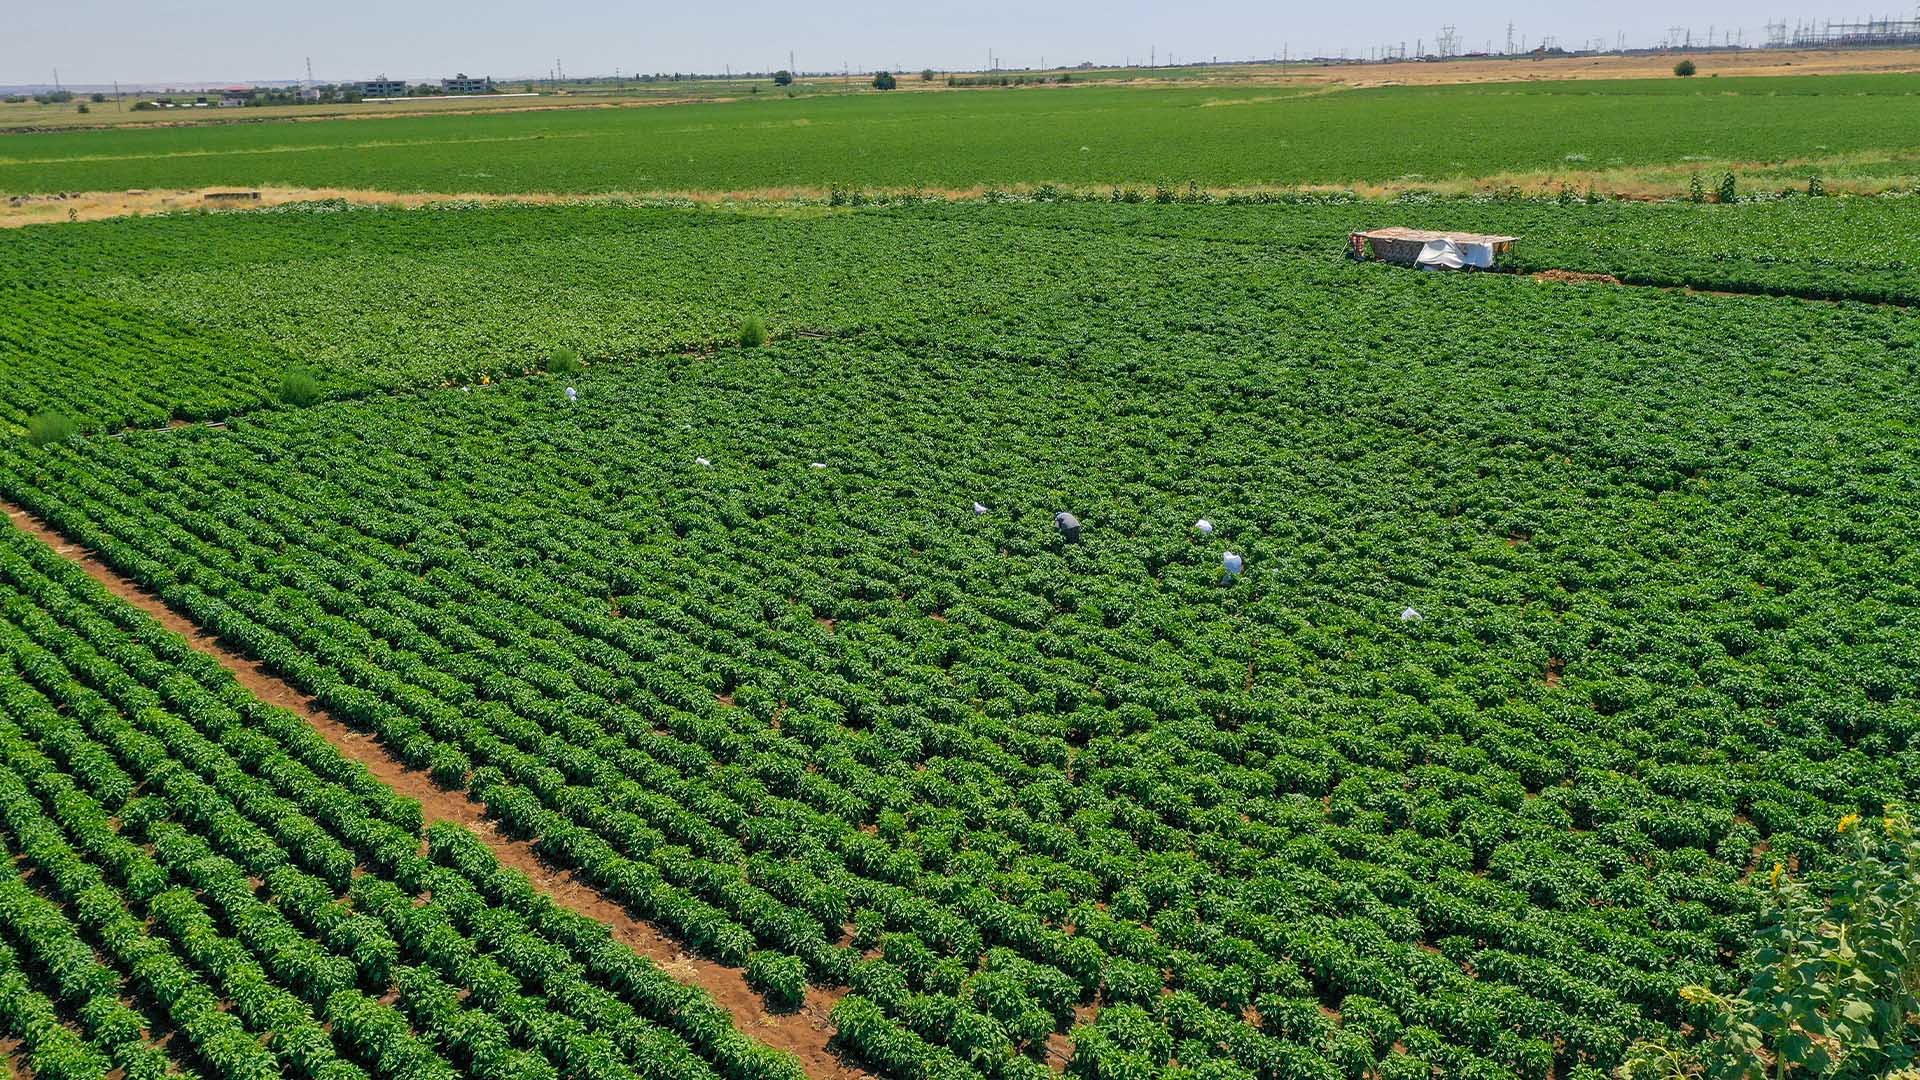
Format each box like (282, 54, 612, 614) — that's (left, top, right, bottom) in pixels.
(1195, 519, 1214, 535)
(1400, 606, 1422, 622)
(695, 457, 711, 467)
(565, 386, 578, 403)
(1222, 551, 1243, 579)
(971, 502, 989, 515)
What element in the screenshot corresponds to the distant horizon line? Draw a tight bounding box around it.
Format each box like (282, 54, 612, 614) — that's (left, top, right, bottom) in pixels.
(2, 39, 1831, 95)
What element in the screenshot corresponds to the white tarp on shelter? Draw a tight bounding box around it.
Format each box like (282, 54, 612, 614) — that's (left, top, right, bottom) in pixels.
(1416, 238, 1466, 271)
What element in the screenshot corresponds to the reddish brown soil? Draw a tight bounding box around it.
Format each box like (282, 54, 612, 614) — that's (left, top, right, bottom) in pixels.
(1543, 657, 1564, 688)
(1044, 1002, 1099, 1072)
(1, 502, 864, 1080)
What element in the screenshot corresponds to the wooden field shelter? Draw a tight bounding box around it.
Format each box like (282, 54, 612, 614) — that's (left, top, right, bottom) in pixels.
(1348, 228, 1519, 269)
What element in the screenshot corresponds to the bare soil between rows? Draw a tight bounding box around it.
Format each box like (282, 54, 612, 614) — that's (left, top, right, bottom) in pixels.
(0, 500, 867, 1080)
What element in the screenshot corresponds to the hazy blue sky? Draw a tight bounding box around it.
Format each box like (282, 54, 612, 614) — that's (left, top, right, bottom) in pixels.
(11, 0, 1818, 87)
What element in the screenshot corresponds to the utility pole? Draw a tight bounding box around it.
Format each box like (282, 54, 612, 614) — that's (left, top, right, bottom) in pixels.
(52, 68, 61, 92)
(113, 78, 122, 109)
(1506, 23, 1516, 54)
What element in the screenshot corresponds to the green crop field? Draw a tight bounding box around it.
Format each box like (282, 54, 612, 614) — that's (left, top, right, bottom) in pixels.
(3, 196, 1918, 433)
(5, 75, 1920, 195)
(3, 181, 1920, 1080)
(3, 53, 1920, 1080)
(0, 515, 808, 1080)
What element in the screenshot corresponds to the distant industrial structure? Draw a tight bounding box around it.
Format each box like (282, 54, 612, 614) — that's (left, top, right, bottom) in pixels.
(1766, 15, 1920, 48)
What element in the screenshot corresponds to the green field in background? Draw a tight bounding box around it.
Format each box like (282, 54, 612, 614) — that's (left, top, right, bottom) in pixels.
(3, 75, 1918, 194)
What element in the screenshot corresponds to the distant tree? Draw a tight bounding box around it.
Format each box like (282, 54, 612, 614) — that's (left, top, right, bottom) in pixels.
(131, 100, 159, 111)
(89, 92, 106, 103)
(76, 103, 89, 114)
(773, 69, 794, 86)
(872, 71, 897, 90)
(920, 69, 935, 81)
(1673, 59, 1696, 76)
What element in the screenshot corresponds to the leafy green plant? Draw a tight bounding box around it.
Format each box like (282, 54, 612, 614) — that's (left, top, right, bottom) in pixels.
(278, 369, 323, 407)
(746, 951, 807, 1012)
(25, 412, 77, 446)
(546, 346, 584, 375)
(1718, 171, 1738, 204)
(1624, 809, 1920, 1079)
(737, 315, 768, 348)
(1674, 60, 1697, 77)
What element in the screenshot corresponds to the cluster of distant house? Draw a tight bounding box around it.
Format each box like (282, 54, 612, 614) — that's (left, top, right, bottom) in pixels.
(136, 74, 495, 111)
(358, 73, 496, 98)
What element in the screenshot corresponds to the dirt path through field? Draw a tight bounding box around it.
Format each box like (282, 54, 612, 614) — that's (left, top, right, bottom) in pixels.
(0, 499, 864, 1080)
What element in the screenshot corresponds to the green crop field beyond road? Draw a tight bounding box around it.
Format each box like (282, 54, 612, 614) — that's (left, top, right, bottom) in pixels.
(4, 76, 1920, 195)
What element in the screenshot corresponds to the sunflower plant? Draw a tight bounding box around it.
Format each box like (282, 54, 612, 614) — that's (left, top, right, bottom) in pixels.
(1624, 809, 1920, 1079)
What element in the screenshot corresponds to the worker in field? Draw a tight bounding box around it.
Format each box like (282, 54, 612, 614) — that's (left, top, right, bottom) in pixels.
(1055, 512, 1082, 544)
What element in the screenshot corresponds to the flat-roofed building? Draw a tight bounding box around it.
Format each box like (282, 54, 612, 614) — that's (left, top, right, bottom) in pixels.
(442, 74, 493, 94)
